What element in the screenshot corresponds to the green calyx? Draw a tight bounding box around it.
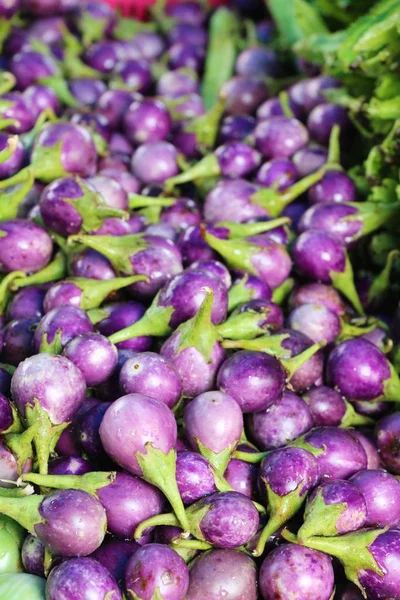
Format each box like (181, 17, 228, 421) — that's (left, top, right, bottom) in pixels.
(0, 170, 35, 220)
(217, 308, 272, 340)
(216, 217, 291, 239)
(286, 528, 386, 595)
(164, 153, 220, 192)
(31, 140, 68, 183)
(68, 233, 147, 276)
(78, 11, 108, 47)
(252, 478, 307, 557)
(24, 399, 70, 475)
(185, 97, 226, 151)
(64, 178, 129, 233)
(108, 293, 174, 344)
(329, 252, 365, 315)
(290, 434, 326, 459)
(203, 229, 259, 275)
(0, 495, 44, 537)
(194, 437, 237, 475)
(382, 360, 400, 402)
(0, 135, 18, 165)
(10, 252, 67, 291)
(297, 488, 348, 540)
(175, 289, 221, 362)
(21, 471, 115, 497)
(338, 315, 380, 341)
(340, 400, 374, 428)
(2, 403, 23, 436)
(227, 275, 255, 312)
(68, 274, 148, 310)
(38, 76, 79, 108)
(39, 329, 63, 355)
(367, 249, 400, 308)
(344, 201, 400, 240)
(0, 272, 27, 316)
(272, 278, 295, 305)
(4, 422, 38, 475)
(136, 444, 189, 533)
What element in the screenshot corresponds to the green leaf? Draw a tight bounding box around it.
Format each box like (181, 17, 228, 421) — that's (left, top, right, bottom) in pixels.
(267, 0, 328, 47)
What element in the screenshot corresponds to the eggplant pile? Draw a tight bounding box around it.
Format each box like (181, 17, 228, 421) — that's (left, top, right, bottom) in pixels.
(0, 0, 399, 599)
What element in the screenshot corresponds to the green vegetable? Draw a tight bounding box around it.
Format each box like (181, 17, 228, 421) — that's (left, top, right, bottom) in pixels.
(0, 573, 46, 600)
(0, 516, 25, 574)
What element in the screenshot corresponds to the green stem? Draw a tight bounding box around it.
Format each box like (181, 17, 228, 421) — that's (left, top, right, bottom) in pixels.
(218, 217, 291, 238)
(186, 97, 226, 150)
(134, 513, 180, 541)
(171, 539, 213, 551)
(252, 514, 284, 557)
(128, 195, 175, 210)
(0, 495, 43, 535)
(281, 340, 326, 381)
(165, 153, 220, 191)
(327, 124, 341, 164)
(232, 450, 267, 464)
(38, 76, 80, 107)
(21, 471, 115, 497)
(108, 296, 174, 344)
(330, 253, 365, 315)
(71, 274, 148, 310)
(0, 169, 35, 220)
(11, 252, 67, 290)
(272, 278, 295, 305)
(25, 400, 69, 475)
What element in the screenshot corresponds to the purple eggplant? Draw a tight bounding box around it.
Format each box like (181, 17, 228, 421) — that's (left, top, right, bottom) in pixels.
(124, 98, 172, 144)
(33, 305, 93, 353)
(221, 76, 268, 116)
(70, 248, 117, 280)
(10, 50, 60, 90)
(63, 333, 117, 386)
(255, 116, 309, 159)
(97, 301, 151, 351)
(21, 534, 45, 577)
(224, 457, 258, 499)
(11, 353, 86, 473)
(228, 274, 272, 311)
(119, 352, 182, 409)
(376, 412, 400, 473)
(0, 219, 53, 274)
(308, 170, 356, 204)
(204, 178, 268, 223)
(186, 548, 257, 600)
(351, 469, 400, 528)
(290, 282, 345, 315)
(292, 144, 328, 177)
(48, 456, 92, 476)
(176, 451, 217, 505)
(46, 557, 121, 600)
(91, 537, 138, 585)
(0, 134, 24, 180)
(2, 317, 36, 365)
(96, 89, 135, 128)
(113, 58, 152, 94)
(0, 92, 35, 134)
(303, 385, 371, 428)
(69, 78, 107, 107)
(131, 141, 179, 185)
(187, 259, 231, 288)
(99, 393, 190, 531)
(219, 114, 256, 144)
(348, 430, 380, 469)
(125, 543, 189, 600)
(259, 543, 334, 600)
(327, 338, 400, 402)
(256, 157, 298, 191)
(307, 103, 350, 145)
(257, 96, 302, 120)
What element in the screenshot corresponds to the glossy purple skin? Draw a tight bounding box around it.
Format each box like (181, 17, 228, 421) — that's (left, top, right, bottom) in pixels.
(256, 96, 302, 120)
(224, 458, 258, 499)
(310, 479, 367, 533)
(280, 328, 324, 392)
(255, 116, 309, 159)
(293, 229, 346, 283)
(108, 134, 134, 158)
(303, 76, 341, 112)
(232, 274, 273, 301)
(166, 1, 206, 25)
(128, 235, 183, 300)
(85, 40, 119, 73)
(131, 141, 179, 185)
(305, 427, 367, 480)
(55, 396, 100, 458)
(0, 134, 24, 179)
(260, 446, 319, 499)
(237, 298, 284, 332)
(215, 142, 261, 178)
(114, 58, 152, 94)
(176, 451, 216, 505)
(99, 393, 177, 476)
(256, 158, 297, 191)
(219, 115, 256, 144)
(256, 19, 275, 43)
(290, 282, 345, 315)
(259, 544, 334, 600)
(119, 352, 182, 409)
(327, 338, 390, 402)
(176, 224, 218, 265)
(97, 472, 165, 540)
(308, 103, 351, 145)
(27, 16, 64, 45)
(299, 202, 361, 246)
(47, 558, 121, 600)
(288, 302, 340, 344)
(376, 413, 400, 473)
(0, 394, 14, 433)
(235, 234, 292, 289)
(2, 317, 36, 365)
(350, 469, 400, 528)
(91, 538, 138, 584)
(33, 122, 97, 178)
(154, 525, 183, 545)
(0, 368, 11, 398)
(309, 171, 356, 205)
(91, 217, 132, 237)
(204, 178, 267, 224)
(303, 385, 346, 427)
(33, 305, 93, 352)
(23, 85, 60, 121)
(172, 125, 199, 159)
(48, 456, 92, 476)
(217, 351, 285, 413)
(236, 46, 279, 78)
(86, 175, 128, 210)
(349, 431, 380, 470)
(186, 548, 257, 600)
(97, 302, 151, 351)
(293, 144, 328, 177)
(196, 491, 259, 548)
(11, 354, 86, 424)
(35, 490, 106, 557)
(123, 98, 172, 144)
(125, 543, 189, 600)
(184, 391, 243, 454)
(221, 76, 269, 116)
(40, 176, 86, 236)
(161, 198, 201, 231)
(0, 0, 19, 18)
(100, 168, 140, 196)
(145, 223, 176, 240)
(63, 333, 117, 387)
(161, 331, 226, 398)
(169, 42, 204, 72)
(156, 69, 199, 98)
(21, 534, 44, 577)
(68, 78, 107, 108)
(188, 260, 232, 289)
(21, 0, 60, 15)
(248, 390, 313, 450)
(0, 219, 53, 274)
(10, 51, 59, 90)
(359, 530, 400, 600)
(96, 89, 135, 128)
(0, 93, 34, 134)
(159, 269, 228, 329)
(168, 22, 207, 46)
(71, 248, 117, 281)
(65, 404, 107, 457)
(133, 31, 165, 60)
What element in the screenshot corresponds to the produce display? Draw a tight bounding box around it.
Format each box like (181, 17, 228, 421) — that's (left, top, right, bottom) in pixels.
(0, 0, 399, 598)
